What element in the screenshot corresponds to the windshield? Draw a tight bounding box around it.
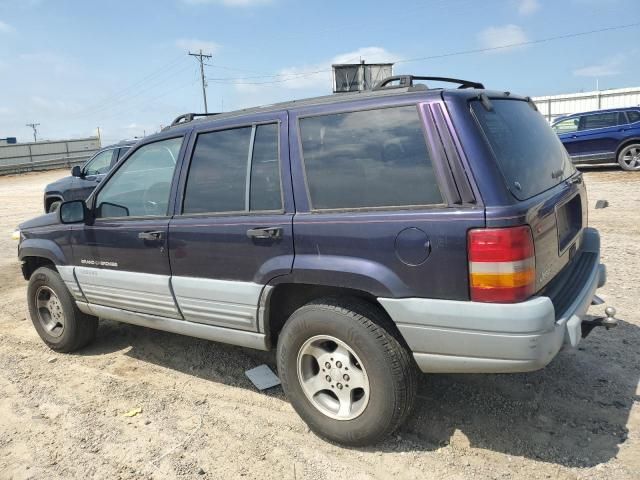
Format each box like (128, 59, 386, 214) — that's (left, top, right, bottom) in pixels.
(472, 98, 575, 200)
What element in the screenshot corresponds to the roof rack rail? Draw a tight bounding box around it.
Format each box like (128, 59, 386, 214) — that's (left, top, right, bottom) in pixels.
(170, 112, 221, 127)
(373, 75, 485, 91)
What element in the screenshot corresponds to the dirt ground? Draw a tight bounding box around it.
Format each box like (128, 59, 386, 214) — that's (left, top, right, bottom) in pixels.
(0, 168, 638, 480)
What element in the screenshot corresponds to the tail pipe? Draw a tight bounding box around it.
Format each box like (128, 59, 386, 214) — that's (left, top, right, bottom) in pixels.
(582, 295, 619, 338)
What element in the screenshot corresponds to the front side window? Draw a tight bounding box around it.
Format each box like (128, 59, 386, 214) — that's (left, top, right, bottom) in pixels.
(299, 106, 442, 210)
(84, 149, 114, 176)
(580, 112, 621, 130)
(182, 123, 282, 214)
(552, 118, 579, 134)
(95, 137, 183, 218)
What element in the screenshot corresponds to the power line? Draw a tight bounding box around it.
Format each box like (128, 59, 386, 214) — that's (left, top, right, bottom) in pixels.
(396, 21, 640, 64)
(202, 21, 640, 86)
(189, 50, 213, 113)
(75, 55, 189, 117)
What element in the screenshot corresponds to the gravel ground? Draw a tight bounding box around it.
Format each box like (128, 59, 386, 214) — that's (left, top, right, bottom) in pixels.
(0, 168, 638, 480)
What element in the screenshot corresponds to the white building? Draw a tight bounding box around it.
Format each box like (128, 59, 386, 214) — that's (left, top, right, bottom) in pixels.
(533, 86, 640, 123)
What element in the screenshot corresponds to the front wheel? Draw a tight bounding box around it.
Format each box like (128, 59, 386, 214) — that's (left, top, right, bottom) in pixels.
(277, 297, 417, 446)
(27, 266, 98, 352)
(617, 143, 640, 171)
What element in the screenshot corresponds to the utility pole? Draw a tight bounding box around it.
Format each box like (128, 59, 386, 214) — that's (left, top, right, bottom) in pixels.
(188, 49, 212, 113)
(26, 122, 40, 142)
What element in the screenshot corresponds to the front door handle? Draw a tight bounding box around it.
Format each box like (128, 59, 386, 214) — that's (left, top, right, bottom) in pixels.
(246, 227, 282, 240)
(138, 230, 164, 241)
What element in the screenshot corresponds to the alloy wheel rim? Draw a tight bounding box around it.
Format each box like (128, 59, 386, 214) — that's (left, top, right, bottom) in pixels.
(35, 286, 65, 338)
(621, 146, 640, 170)
(296, 334, 370, 421)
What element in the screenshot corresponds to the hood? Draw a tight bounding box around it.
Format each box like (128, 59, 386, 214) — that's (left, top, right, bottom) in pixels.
(19, 212, 59, 230)
(45, 175, 74, 192)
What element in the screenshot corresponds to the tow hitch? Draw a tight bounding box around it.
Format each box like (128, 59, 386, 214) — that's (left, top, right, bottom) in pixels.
(582, 296, 619, 338)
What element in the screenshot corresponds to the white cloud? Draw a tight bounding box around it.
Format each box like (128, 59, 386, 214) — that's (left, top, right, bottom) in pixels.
(477, 24, 528, 52)
(573, 54, 625, 77)
(0, 20, 14, 33)
(181, 0, 272, 6)
(235, 46, 396, 94)
(175, 38, 220, 54)
(517, 0, 540, 15)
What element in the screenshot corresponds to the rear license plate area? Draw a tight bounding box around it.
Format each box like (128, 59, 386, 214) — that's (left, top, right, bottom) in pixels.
(556, 194, 582, 253)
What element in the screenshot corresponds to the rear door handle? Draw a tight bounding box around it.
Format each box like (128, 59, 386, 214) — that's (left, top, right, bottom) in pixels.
(246, 227, 282, 240)
(138, 230, 164, 241)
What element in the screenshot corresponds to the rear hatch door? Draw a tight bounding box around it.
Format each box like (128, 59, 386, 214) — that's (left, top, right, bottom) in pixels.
(470, 97, 587, 292)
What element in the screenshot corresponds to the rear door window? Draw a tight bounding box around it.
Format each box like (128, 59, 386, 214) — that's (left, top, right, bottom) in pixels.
(472, 99, 575, 201)
(182, 123, 282, 214)
(579, 112, 622, 130)
(299, 105, 442, 210)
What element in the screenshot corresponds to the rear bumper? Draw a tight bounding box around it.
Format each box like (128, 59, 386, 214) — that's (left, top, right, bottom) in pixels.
(379, 228, 605, 374)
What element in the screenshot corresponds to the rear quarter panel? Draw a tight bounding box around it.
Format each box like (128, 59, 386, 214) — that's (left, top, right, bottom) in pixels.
(288, 94, 485, 300)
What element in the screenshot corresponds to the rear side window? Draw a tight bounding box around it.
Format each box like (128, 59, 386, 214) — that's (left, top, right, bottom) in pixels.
(627, 111, 640, 123)
(472, 99, 575, 201)
(183, 123, 282, 214)
(299, 105, 442, 210)
(579, 112, 623, 130)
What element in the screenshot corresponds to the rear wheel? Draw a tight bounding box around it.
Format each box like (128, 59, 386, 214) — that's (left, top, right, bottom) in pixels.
(617, 143, 640, 171)
(277, 297, 417, 446)
(27, 266, 98, 352)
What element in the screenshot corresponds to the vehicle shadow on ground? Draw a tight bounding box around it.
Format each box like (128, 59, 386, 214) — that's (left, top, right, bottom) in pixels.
(78, 317, 638, 468)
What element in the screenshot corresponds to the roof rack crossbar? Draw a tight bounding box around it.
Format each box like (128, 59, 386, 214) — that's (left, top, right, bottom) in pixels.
(170, 112, 221, 127)
(373, 75, 484, 91)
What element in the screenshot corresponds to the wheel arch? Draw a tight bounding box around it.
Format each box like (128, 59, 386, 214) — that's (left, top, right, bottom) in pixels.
(44, 194, 64, 212)
(19, 239, 67, 279)
(615, 138, 640, 159)
(261, 282, 402, 347)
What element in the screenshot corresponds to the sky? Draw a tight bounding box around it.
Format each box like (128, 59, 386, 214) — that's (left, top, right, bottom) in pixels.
(0, 0, 639, 144)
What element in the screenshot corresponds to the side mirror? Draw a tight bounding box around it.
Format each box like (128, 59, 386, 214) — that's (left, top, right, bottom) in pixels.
(59, 200, 90, 224)
(71, 165, 83, 177)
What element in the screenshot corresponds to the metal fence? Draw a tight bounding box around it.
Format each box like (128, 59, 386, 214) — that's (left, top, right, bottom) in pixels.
(533, 86, 640, 123)
(0, 137, 101, 175)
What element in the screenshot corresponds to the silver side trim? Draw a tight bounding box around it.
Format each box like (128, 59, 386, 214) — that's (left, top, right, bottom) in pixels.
(76, 302, 269, 351)
(75, 267, 181, 319)
(171, 276, 263, 330)
(57, 265, 84, 301)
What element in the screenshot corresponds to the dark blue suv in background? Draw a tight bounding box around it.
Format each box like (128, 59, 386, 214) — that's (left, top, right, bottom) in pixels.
(15, 76, 616, 446)
(552, 107, 640, 171)
(43, 140, 136, 213)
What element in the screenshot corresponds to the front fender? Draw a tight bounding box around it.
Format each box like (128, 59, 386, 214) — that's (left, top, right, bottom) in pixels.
(276, 254, 410, 297)
(19, 238, 68, 266)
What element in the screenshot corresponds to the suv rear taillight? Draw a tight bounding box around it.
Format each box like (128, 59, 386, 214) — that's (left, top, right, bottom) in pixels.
(468, 226, 536, 303)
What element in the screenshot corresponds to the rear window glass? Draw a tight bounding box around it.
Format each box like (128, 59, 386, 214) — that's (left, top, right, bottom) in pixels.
(472, 99, 575, 200)
(299, 106, 442, 210)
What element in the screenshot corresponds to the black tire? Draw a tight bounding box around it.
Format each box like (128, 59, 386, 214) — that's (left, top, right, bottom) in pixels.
(277, 297, 417, 446)
(617, 143, 640, 171)
(48, 200, 62, 213)
(27, 266, 98, 352)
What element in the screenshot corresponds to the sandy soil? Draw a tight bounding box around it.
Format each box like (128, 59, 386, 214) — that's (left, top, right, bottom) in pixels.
(0, 168, 638, 480)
